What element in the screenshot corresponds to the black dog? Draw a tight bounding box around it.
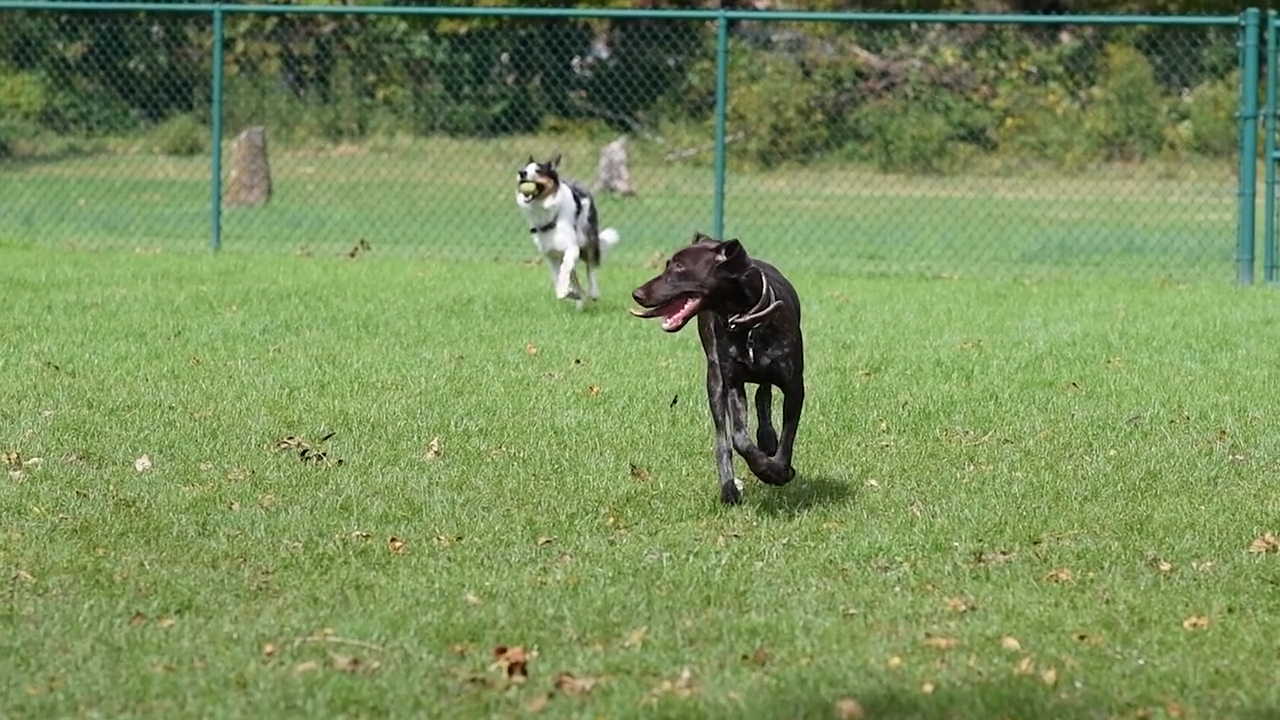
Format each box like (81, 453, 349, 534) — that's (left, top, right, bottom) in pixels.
(631, 232, 804, 505)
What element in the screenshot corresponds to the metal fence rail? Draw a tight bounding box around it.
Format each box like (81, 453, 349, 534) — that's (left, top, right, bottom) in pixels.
(0, 2, 1264, 282)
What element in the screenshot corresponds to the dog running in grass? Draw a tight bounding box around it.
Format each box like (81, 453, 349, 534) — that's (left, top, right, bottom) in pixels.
(631, 231, 805, 505)
(516, 154, 621, 310)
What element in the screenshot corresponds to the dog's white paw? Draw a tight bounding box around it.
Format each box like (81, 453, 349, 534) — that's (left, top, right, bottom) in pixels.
(734, 477, 745, 493)
(574, 298, 585, 311)
(555, 284, 572, 300)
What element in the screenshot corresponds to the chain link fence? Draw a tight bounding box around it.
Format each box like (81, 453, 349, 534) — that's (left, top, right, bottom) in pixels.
(0, 4, 1253, 280)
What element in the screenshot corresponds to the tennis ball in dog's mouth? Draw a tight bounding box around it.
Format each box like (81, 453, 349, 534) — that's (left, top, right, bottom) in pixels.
(518, 181, 539, 195)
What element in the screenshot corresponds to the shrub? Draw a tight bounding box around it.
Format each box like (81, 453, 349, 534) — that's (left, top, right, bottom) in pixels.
(1083, 44, 1167, 161)
(148, 114, 208, 156)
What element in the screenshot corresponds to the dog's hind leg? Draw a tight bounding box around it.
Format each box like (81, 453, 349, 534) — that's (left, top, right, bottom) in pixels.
(728, 384, 792, 486)
(569, 268, 586, 311)
(769, 377, 805, 482)
(754, 384, 779, 456)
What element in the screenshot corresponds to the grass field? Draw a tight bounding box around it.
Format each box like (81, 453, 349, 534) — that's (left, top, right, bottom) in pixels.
(0, 135, 1244, 281)
(2, 243, 1279, 719)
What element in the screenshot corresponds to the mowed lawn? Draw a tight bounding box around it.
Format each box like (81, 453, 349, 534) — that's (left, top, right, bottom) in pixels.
(0, 135, 1241, 280)
(2, 245, 1279, 719)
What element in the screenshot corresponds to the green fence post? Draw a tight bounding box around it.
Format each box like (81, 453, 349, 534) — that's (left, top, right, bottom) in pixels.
(1238, 7, 1261, 285)
(1264, 11, 1277, 284)
(712, 9, 729, 240)
(210, 2, 225, 252)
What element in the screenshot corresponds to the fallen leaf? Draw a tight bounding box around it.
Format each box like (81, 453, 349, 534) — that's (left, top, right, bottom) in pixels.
(226, 467, 252, 482)
(1193, 560, 1214, 572)
(227, 500, 241, 512)
(536, 536, 554, 547)
(944, 597, 974, 613)
(424, 437, 443, 461)
(629, 463, 650, 481)
(1, 451, 20, 469)
(921, 681, 936, 695)
(525, 343, 539, 356)
(974, 548, 1016, 566)
(648, 666, 697, 700)
(292, 660, 320, 675)
(587, 384, 602, 397)
(350, 530, 372, 541)
(554, 672, 599, 694)
(450, 643, 474, 656)
(1071, 632, 1105, 646)
(1166, 702, 1187, 718)
(922, 635, 957, 650)
(134, 455, 153, 472)
(491, 645, 534, 681)
(1181, 615, 1210, 631)
(623, 626, 648, 648)
(129, 612, 147, 627)
(886, 655, 904, 669)
(1014, 656, 1036, 675)
(13, 570, 34, 583)
(864, 478, 881, 490)
(435, 534, 462, 548)
(1044, 567, 1074, 583)
(834, 698, 867, 719)
(525, 693, 551, 713)
(262, 643, 279, 658)
(388, 537, 406, 553)
(1041, 666, 1059, 686)
(157, 617, 176, 629)
(1248, 532, 1280, 554)
(464, 592, 483, 606)
(331, 653, 380, 673)
(1001, 636, 1022, 651)
(258, 494, 276, 510)
(743, 647, 770, 666)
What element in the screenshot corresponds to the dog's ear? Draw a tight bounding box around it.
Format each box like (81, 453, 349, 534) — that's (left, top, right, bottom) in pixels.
(527, 154, 534, 164)
(550, 153, 562, 170)
(715, 239, 749, 273)
(691, 230, 713, 245)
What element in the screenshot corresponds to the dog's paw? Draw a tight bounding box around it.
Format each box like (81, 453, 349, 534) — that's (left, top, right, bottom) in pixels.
(720, 478, 745, 505)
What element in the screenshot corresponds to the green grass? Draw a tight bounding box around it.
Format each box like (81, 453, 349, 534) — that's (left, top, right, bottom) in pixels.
(0, 135, 1243, 281)
(2, 245, 1279, 719)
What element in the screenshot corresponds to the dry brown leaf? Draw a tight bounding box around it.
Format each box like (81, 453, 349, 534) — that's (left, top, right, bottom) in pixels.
(1, 451, 21, 469)
(944, 597, 974, 613)
(624, 626, 648, 648)
(834, 698, 867, 719)
(1071, 632, 1105, 646)
(424, 437, 443, 461)
(1000, 636, 1022, 652)
(648, 666, 697, 700)
(536, 536, 554, 547)
(886, 655, 904, 669)
(525, 343, 539, 356)
(134, 455, 153, 472)
(921, 681, 936, 695)
(525, 693, 551, 713)
(258, 494, 276, 510)
(1041, 666, 1059, 686)
(743, 647, 771, 667)
(1014, 656, 1036, 676)
(554, 672, 599, 695)
(351, 530, 372, 541)
(1166, 702, 1187, 719)
(629, 463, 651, 481)
(12, 570, 34, 583)
(387, 537, 406, 554)
(464, 592, 483, 606)
(292, 660, 320, 675)
(227, 500, 241, 512)
(922, 635, 957, 650)
(129, 612, 147, 627)
(262, 643, 279, 658)
(1248, 532, 1280, 554)
(331, 653, 380, 673)
(491, 645, 534, 681)
(435, 534, 462, 547)
(1193, 560, 1215, 572)
(1044, 567, 1074, 583)
(1181, 615, 1210, 631)
(157, 617, 176, 629)
(587, 384, 602, 397)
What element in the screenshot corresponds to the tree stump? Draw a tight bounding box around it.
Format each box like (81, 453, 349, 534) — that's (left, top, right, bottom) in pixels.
(225, 126, 272, 208)
(594, 135, 636, 197)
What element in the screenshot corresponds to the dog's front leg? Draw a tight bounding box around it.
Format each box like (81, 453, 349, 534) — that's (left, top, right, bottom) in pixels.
(555, 241, 580, 301)
(706, 362, 740, 505)
(754, 384, 779, 456)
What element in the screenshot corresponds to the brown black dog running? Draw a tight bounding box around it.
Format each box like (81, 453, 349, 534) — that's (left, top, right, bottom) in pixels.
(631, 231, 804, 505)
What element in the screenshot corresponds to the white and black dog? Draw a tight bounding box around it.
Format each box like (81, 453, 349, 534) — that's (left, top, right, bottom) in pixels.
(516, 154, 620, 309)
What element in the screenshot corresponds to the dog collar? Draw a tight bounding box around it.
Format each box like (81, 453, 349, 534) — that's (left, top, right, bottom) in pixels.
(530, 221, 556, 235)
(727, 267, 783, 332)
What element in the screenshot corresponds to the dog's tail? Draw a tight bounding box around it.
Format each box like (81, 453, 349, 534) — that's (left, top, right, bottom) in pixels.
(599, 228, 621, 254)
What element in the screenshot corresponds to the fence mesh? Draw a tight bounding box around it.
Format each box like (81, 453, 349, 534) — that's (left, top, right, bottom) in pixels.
(0, 7, 1246, 280)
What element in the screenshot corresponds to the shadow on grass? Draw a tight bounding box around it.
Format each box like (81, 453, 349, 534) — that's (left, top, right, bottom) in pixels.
(749, 474, 853, 518)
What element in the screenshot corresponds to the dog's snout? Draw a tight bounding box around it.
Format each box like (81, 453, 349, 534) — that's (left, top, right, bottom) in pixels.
(518, 170, 528, 181)
(631, 287, 646, 304)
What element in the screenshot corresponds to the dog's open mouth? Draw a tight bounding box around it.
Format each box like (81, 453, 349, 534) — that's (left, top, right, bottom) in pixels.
(630, 295, 703, 332)
(517, 180, 541, 199)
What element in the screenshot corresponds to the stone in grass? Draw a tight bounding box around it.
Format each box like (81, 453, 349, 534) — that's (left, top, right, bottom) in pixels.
(225, 126, 272, 208)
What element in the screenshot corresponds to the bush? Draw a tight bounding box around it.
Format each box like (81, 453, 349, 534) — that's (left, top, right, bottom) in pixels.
(148, 114, 208, 156)
(1186, 70, 1239, 158)
(1083, 44, 1167, 161)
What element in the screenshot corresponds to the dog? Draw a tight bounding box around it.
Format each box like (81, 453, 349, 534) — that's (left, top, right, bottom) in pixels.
(631, 231, 804, 505)
(516, 154, 620, 310)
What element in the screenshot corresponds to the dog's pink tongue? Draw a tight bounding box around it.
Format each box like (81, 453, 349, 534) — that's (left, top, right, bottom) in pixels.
(660, 297, 700, 330)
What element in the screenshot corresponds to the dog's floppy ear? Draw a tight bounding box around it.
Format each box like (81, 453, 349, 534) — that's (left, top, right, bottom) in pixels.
(715, 239, 749, 273)
(690, 230, 713, 245)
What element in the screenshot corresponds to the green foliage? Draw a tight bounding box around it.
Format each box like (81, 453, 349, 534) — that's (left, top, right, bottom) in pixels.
(147, 113, 207, 156)
(1185, 70, 1240, 158)
(1083, 44, 1167, 161)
